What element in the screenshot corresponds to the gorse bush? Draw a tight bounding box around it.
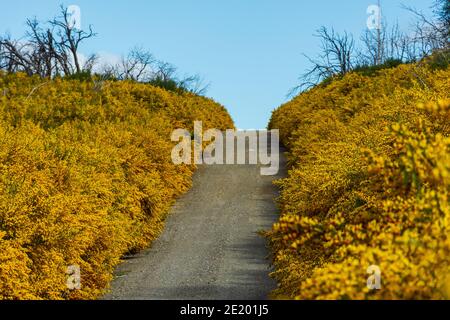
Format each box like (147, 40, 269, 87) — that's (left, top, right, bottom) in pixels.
(0, 72, 234, 299)
(268, 62, 450, 299)
(352, 58, 405, 77)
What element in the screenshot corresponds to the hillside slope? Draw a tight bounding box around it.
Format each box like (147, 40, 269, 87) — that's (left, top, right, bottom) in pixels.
(268, 62, 450, 299)
(0, 73, 234, 299)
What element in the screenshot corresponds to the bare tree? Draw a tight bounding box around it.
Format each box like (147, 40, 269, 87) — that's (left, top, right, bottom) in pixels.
(0, 36, 36, 75)
(360, 21, 413, 65)
(360, 0, 449, 67)
(151, 61, 210, 94)
(0, 5, 96, 77)
(120, 47, 155, 81)
(432, 0, 450, 42)
(50, 5, 96, 74)
(1, 6, 210, 95)
(178, 74, 210, 95)
(289, 0, 448, 96)
(360, 26, 384, 66)
(402, 2, 449, 55)
(154, 61, 177, 82)
(291, 26, 355, 94)
(25, 18, 58, 77)
(99, 47, 155, 81)
(374, 0, 383, 65)
(359, 0, 415, 66)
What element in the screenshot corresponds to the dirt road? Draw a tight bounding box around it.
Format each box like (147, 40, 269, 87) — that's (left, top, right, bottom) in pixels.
(104, 132, 286, 300)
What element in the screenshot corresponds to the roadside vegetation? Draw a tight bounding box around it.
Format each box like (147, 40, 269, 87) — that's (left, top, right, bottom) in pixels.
(0, 6, 234, 299)
(268, 0, 450, 299)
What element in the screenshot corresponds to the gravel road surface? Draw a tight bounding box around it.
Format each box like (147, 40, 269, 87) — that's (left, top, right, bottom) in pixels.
(104, 132, 286, 300)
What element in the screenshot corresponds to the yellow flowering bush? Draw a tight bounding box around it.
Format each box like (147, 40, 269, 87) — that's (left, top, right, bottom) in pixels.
(0, 73, 234, 299)
(268, 63, 450, 299)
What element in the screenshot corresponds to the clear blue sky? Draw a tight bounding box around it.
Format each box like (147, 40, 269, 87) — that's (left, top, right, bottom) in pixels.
(0, 0, 434, 128)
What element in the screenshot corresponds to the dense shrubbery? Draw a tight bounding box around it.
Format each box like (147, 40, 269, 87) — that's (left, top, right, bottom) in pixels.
(352, 59, 405, 77)
(0, 72, 234, 299)
(268, 62, 450, 299)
